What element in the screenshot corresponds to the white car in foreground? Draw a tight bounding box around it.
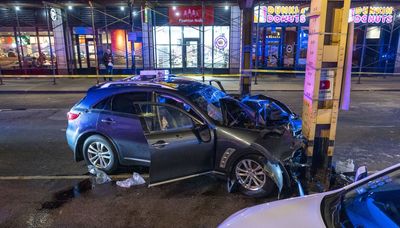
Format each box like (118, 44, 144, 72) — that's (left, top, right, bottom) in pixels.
(220, 163, 400, 228)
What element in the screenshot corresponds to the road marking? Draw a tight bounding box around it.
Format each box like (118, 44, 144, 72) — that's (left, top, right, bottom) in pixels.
(0, 108, 63, 112)
(0, 174, 149, 180)
(353, 125, 396, 128)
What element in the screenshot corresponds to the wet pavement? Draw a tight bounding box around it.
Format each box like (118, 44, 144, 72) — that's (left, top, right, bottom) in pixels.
(0, 91, 400, 227)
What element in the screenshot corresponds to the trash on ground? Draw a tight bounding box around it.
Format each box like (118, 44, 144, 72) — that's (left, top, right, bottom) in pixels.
(335, 159, 355, 173)
(87, 165, 111, 184)
(116, 172, 146, 188)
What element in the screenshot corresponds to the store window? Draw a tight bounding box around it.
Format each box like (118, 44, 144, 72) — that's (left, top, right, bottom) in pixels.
(171, 26, 182, 68)
(155, 26, 170, 68)
(213, 26, 229, 68)
(153, 25, 230, 69)
(0, 31, 18, 69)
(298, 27, 308, 66)
(204, 26, 213, 68)
(134, 42, 143, 69)
(111, 29, 128, 68)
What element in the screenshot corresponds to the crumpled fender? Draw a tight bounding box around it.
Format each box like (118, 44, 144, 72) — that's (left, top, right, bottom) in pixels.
(249, 143, 286, 198)
(263, 160, 284, 198)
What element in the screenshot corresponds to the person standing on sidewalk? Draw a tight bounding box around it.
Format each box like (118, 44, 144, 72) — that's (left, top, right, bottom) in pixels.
(103, 49, 113, 81)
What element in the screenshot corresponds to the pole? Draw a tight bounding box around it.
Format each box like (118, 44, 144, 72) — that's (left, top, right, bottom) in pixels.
(44, 3, 56, 85)
(0, 64, 3, 85)
(64, 8, 73, 75)
(357, 5, 370, 84)
(15, 8, 24, 71)
(152, 8, 157, 69)
(130, 0, 136, 75)
(254, 3, 261, 85)
(201, 2, 205, 82)
(89, 1, 100, 84)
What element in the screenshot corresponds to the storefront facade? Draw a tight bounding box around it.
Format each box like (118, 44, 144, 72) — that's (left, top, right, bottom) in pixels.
(252, 5, 309, 70)
(1, 1, 400, 75)
(151, 5, 240, 74)
(252, 3, 400, 73)
(0, 4, 144, 75)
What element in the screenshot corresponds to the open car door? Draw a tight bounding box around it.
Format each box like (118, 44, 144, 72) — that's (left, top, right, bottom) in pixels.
(136, 102, 215, 186)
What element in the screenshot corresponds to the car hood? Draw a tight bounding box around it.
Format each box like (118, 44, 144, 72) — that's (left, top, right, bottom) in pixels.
(219, 193, 329, 228)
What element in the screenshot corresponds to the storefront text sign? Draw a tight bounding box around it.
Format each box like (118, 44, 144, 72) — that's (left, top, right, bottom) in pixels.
(254, 6, 309, 24)
(169, 6, 214, 26)
(351, 6, 394, 24)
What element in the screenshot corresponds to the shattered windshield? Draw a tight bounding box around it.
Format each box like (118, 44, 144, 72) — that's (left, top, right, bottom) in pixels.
(325, 168, 400, 227)
(220, 98, 259, 128)
(177, 82, 226, 122)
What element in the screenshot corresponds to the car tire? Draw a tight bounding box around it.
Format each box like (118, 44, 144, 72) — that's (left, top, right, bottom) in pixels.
(232, 155, 276, 197)
(83, 135, 119, 174)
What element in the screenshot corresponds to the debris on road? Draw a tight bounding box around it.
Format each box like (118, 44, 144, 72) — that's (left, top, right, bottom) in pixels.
(335, 159, 355, 173)
(116, 172, 146, 188)
(88, 165, 111, 184)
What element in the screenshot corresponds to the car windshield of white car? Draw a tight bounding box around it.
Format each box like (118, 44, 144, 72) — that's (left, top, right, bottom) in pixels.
(339, 169, 400, 227)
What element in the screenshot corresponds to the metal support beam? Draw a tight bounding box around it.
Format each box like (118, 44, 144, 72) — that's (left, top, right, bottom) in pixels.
(89, 1, 100, 83)
(239, 5, 254, 96)
(302, 0, 351, 192)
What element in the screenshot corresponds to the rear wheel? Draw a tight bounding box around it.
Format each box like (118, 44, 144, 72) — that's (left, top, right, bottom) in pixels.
(233, 155, 276, 197)
(83, 135, 118, 174)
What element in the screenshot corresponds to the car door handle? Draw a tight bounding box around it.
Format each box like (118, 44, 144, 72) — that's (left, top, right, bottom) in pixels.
(101, 118, 116, 124)
(151, 140, 169, 149)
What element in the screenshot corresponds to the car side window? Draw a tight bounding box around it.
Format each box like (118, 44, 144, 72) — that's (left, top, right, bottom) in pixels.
(136, 104, 194, 132)
(111, 92, 152, 114)
(93, 97, 111, 110)
(156, 93, 203, 124)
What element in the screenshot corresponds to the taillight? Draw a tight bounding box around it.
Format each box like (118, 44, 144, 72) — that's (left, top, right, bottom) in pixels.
(67, 111, 80, 121)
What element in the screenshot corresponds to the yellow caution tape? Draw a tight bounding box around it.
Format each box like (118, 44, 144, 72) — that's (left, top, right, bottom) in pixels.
(0, 70, 399, 78)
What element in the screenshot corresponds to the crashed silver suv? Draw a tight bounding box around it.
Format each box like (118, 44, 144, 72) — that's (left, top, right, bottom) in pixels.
(67, 76, 305, 197)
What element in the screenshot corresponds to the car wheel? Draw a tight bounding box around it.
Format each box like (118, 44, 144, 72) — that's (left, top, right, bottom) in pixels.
(83, 135, 118, 174)
(233, 155, 276, 197)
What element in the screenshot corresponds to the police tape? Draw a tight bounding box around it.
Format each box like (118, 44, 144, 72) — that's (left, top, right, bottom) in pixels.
(0, 70, 399, 78)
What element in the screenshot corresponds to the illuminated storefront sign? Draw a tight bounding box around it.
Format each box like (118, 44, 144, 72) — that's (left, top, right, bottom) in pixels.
(254, 6, 309, 24)
(351, 6, 394, 24)
(169, 6, 214, 26)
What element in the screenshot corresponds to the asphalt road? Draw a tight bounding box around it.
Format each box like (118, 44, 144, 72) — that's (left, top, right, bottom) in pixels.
(0, 91, 399, 227)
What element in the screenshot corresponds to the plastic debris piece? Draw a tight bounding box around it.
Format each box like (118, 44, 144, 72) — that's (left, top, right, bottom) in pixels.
(87, 165, 111, 184)
(335, 159, 355, 174)
(116, 172, 146, 188)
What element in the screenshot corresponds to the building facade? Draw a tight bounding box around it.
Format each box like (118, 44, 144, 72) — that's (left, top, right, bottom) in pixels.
(252, 2, 400, 73)
(0, 1, 400, 75)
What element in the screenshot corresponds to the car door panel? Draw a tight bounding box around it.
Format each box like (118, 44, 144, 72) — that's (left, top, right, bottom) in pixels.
(147, 129, 214, 184)
(97, 111, 150, 162)
(139, 103, 214, 186)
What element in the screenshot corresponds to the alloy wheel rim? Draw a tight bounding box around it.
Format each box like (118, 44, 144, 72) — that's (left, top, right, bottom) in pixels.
(235, 159, 266, 191)
(87, 142, 113, 169)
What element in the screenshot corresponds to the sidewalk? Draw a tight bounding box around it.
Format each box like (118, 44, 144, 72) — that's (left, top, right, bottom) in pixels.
(0, 75, 399, 93)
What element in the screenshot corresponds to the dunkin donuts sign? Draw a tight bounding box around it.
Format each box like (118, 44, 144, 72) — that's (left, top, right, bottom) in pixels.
(254, 5, 309, 24)
(351, 6, 394, 24)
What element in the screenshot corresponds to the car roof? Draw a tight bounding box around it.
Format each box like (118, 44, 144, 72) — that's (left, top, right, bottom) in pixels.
(77, 76, 216, 109)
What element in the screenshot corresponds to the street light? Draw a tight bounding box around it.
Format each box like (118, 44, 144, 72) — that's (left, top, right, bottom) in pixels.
(120, 6, 125, 11)
(15, 6, 20, 11)
(172, 6, 177, 10)
(225, 5, 229, 10)
(68, 5, 73, 10)
(175, 12, 180, 16)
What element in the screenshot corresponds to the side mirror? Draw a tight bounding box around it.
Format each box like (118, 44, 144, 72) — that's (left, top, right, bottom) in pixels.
(194, 124, 211, 142)
(355, 166, 368, 182)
